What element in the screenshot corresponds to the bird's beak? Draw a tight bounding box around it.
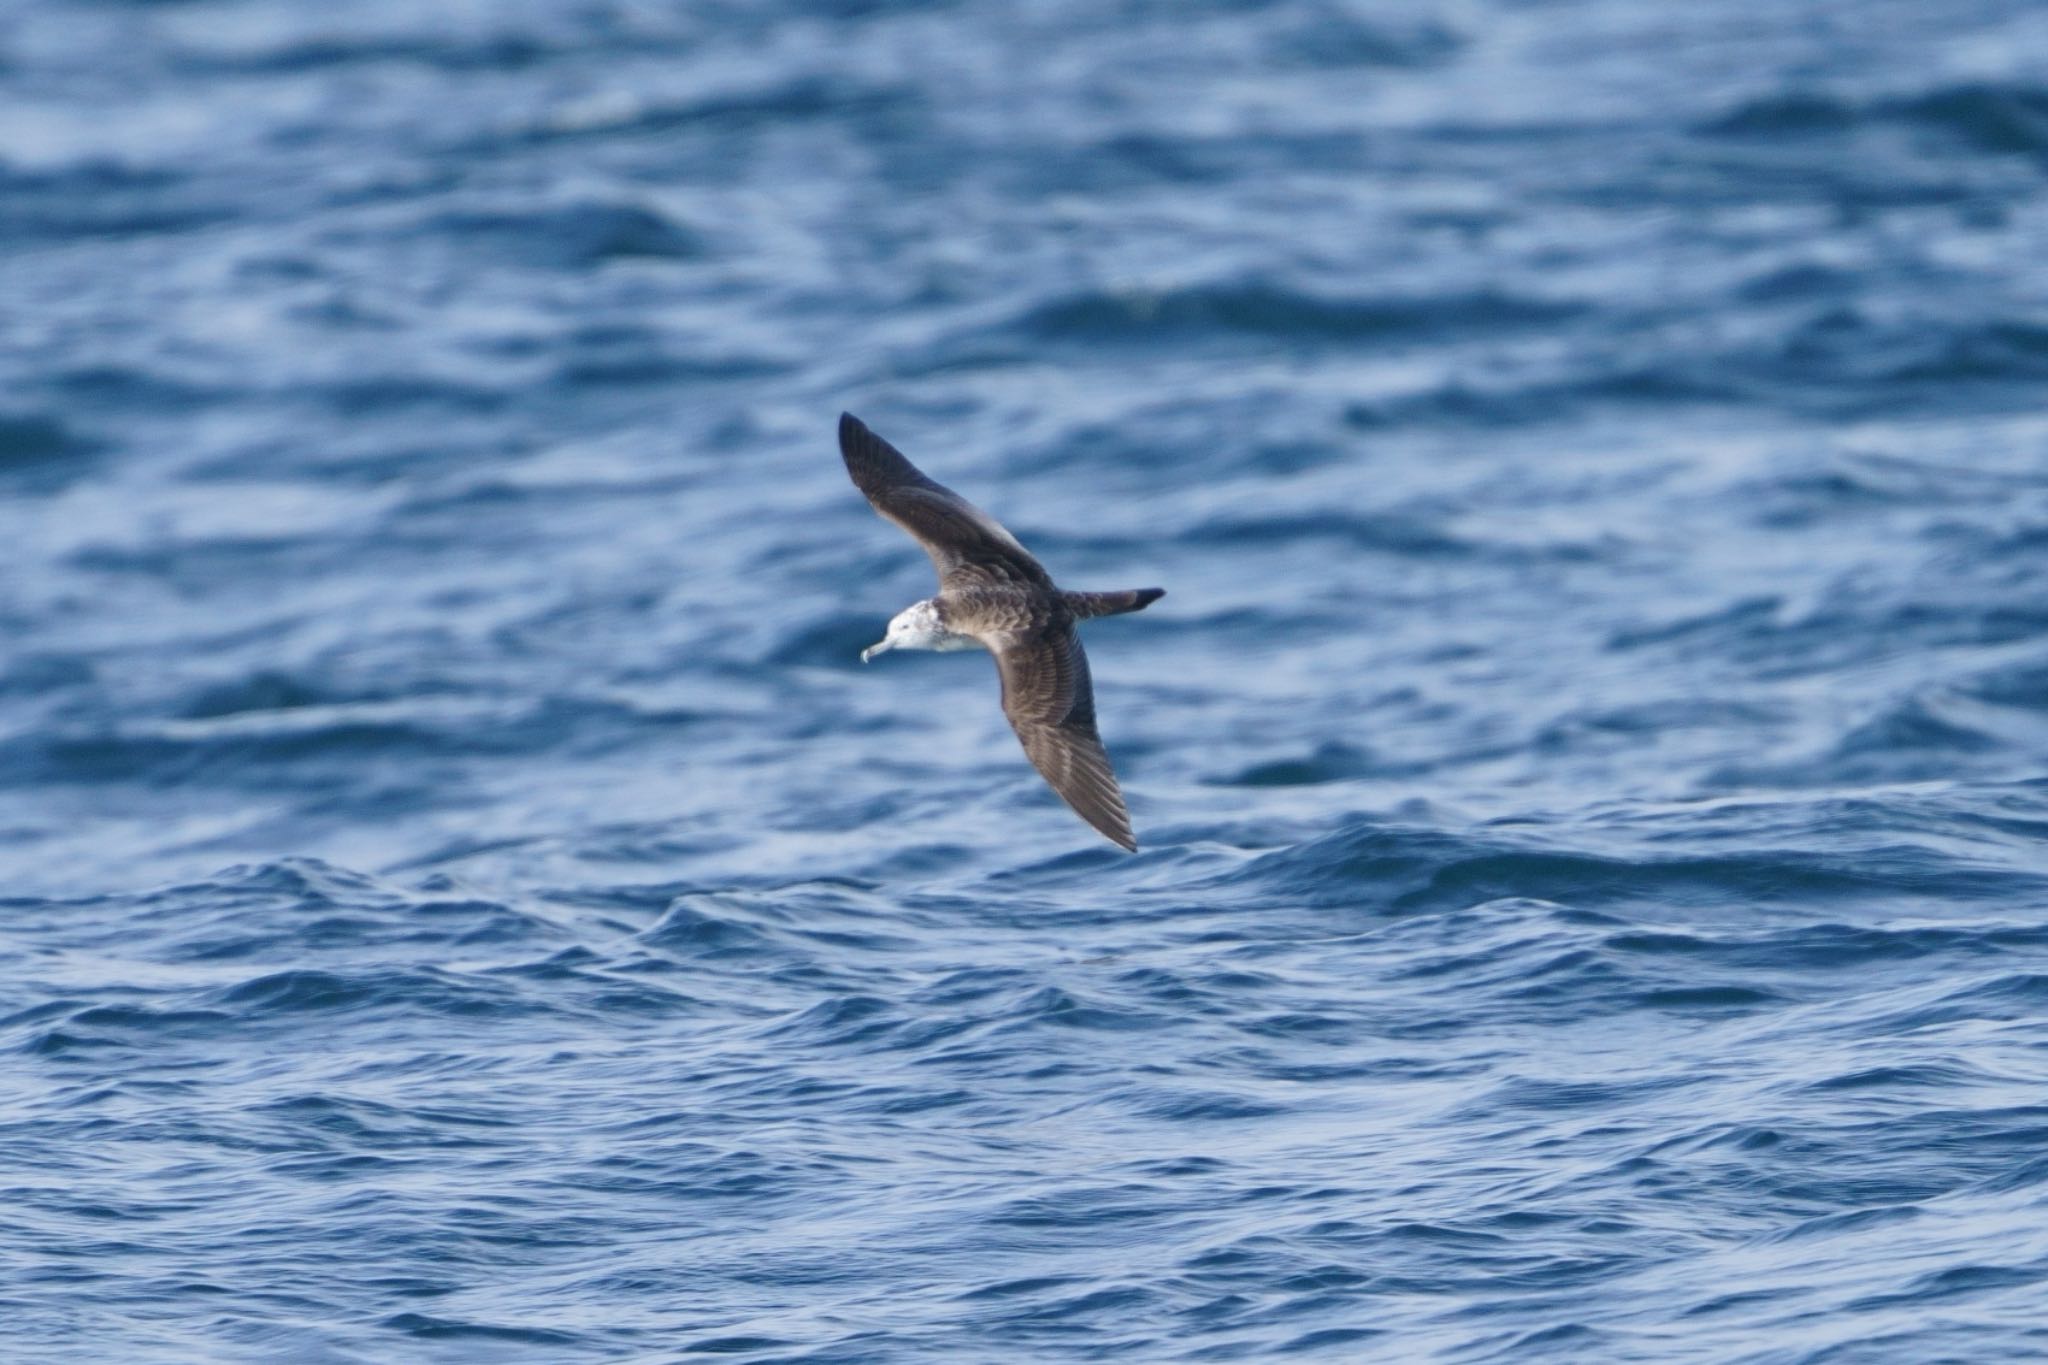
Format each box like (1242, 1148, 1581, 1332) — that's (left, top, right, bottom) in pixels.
(860, 640, 890, 664)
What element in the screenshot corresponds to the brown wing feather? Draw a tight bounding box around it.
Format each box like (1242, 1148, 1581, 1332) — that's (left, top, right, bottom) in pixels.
(993, 625, 1137, 851)
(838, 412, 1052, 591)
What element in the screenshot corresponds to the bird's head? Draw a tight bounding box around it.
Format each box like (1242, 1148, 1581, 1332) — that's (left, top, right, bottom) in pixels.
(861, 599, 947, 662)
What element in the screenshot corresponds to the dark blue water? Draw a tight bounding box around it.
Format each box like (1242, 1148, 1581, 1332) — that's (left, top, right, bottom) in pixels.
(7, 1, 2048, 1359)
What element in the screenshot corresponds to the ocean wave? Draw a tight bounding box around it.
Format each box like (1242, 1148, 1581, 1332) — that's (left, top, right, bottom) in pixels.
(0, 161, 229, 242)
(422, 196, 706, 270)
(10, 0, 2048, 1358)
(0, 691, 711, 788)
(508, 75, 906, 146)
(1705, 80, 2048, 157)
(1013, 282, 1580, 346)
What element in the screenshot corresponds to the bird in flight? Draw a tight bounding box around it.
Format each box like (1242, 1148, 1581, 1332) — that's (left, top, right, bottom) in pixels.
(838, 412, 1163, 851)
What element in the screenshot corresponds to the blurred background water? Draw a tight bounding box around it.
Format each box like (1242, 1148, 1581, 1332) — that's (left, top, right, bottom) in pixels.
(5, 0, 2048, 1360)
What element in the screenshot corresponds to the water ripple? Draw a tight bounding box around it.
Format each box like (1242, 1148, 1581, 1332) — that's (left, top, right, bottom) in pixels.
(7, 0, 2048, 1359)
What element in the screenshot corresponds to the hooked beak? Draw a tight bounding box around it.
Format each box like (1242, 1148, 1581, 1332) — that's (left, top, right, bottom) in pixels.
(860, 639, 891, 664)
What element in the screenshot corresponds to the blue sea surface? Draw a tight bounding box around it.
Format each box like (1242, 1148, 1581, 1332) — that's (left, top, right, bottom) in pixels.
(6, 1, 2048, 1359)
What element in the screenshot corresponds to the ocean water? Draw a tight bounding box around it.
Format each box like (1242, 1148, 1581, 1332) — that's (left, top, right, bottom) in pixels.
(6, 0, 2048, 1359)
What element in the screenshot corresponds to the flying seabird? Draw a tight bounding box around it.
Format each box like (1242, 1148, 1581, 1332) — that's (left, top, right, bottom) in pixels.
(838, 412, 1164, 851)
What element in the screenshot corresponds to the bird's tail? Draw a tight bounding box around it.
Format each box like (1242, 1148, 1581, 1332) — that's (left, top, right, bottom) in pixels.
(1064, 587, 1165, 620)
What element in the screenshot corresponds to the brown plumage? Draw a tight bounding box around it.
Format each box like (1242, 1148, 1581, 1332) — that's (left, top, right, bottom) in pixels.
(838, 412, 1164, 851)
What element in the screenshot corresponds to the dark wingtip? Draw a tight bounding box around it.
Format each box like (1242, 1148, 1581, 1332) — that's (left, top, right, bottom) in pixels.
(1137, 587, 1165, 608)
(838, 412, 888, 476)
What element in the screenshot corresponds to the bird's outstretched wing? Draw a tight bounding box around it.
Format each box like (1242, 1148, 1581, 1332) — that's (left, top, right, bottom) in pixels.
(838, 412, 1053, 592)
(993, 623, 1136, 851)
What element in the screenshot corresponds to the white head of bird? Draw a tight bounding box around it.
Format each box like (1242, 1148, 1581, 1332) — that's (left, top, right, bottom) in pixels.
(861, 599, 977, 662)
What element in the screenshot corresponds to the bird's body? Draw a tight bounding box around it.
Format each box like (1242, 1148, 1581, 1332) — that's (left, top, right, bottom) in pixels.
(838, 413, 1163, 851)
